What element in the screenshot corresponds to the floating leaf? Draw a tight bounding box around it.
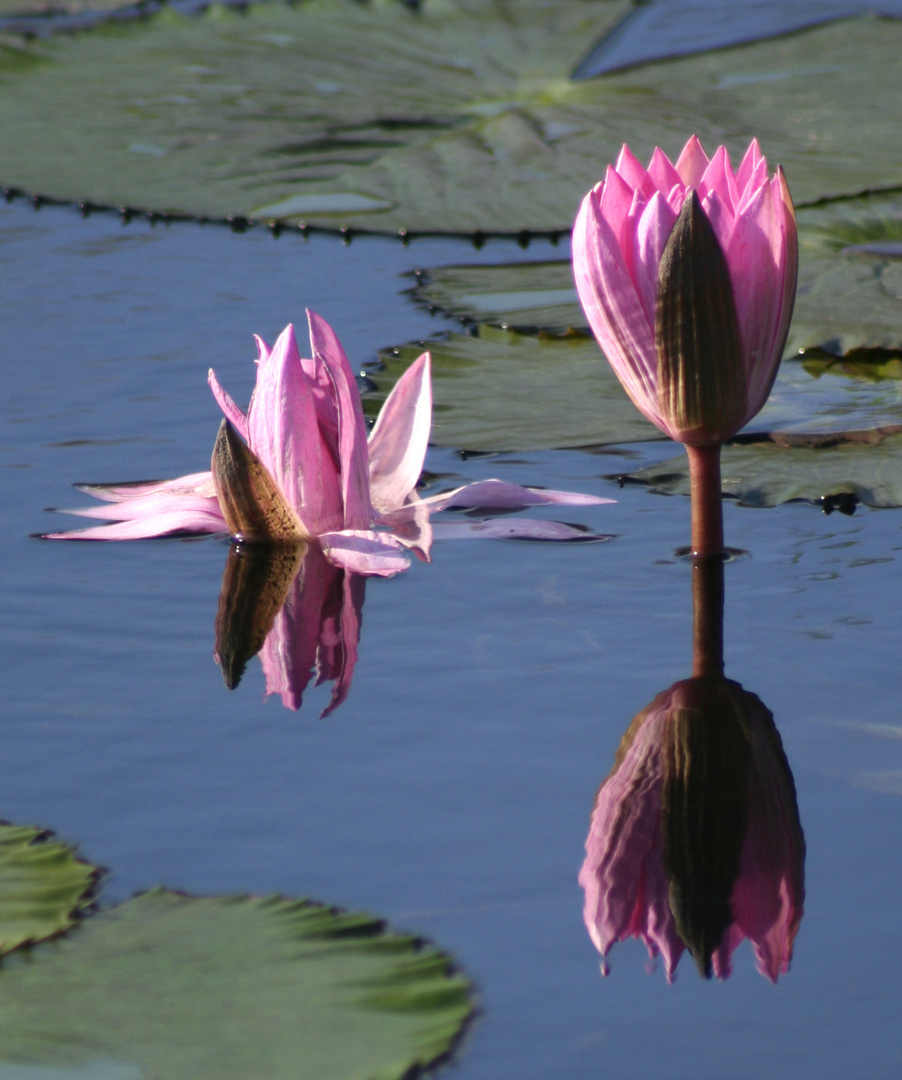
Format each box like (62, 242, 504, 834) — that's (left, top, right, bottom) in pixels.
(411, 261, 584, 335)
(372, 326, 661, 450)
(788, 196, 902, 356)
(0, 822, 97, 955)
(0, 888, 473, 1080)
(2, 4, 902, 233)
(620, 429, 902, 509)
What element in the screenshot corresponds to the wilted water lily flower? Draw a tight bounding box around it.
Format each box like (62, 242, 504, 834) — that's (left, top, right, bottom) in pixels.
(45, 311, 611, 573)
(573, 136, 797, 447)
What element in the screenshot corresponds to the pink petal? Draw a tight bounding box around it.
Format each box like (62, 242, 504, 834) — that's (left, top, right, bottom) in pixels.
(319, 529, 410, 576)
(614, 143, 655, 200)
(368, 351, 432, 516)
(699, 144, 739, 213)
(306, 310, 373, 531)
(422, 478, 614, 511)
(633, 191, 678, 327)
(674, 134, 710, 188)
(247, 323, 343, 534)
(735, 138, 764, 195)
(572, 190, 661, 429)
(76, 472, 215, 502)
(60, 491, 222, 523)
(208, 368, 249, 441)
(376, 493, 433, 563)
(646, 146, 682, 197)
(43, 507, 227, 540)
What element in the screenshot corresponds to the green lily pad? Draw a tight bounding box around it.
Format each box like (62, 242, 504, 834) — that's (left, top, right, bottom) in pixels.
(372, 326, 661, 450)
(0, 822, 98, 956)
(3, 4, 902, 233)
(410, 261, 584, 335)
(788, 196, 902, 357)
(621, 429, 902, 509)
(0, 887, 473, 1080)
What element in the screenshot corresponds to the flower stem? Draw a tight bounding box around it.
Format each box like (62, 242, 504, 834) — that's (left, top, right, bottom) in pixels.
(686, 443, 724, 559)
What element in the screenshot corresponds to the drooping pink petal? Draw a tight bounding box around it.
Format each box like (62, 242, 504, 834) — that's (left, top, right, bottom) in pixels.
(43, 506, 227, 540)
(368, 351, 432, 516)
(376, 493, 433, 563)
(208, 368, 249, 441)
(319, 529, 410, 576)
(58, 491, 222, 523)
(421, 478, 614, 511)
(76, 472, 216, 502)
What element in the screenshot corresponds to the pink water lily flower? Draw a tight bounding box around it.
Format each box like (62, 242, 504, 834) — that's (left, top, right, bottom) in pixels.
(573, 136, 798, 445)
(45, 311, 612, 573)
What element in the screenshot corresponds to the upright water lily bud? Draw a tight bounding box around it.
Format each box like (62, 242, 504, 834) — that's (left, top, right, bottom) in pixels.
(572, 137, 798, 445)
(655, 191, 747, 446)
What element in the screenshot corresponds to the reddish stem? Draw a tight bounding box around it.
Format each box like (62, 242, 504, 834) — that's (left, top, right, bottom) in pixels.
(686, 443, 724, 559)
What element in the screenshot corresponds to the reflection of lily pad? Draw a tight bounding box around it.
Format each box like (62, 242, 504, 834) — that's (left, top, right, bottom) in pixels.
(621, 430, 902, 509)
(0, 888, 473, 1080)
(372, 327, 660, 450)
(3, 5, 902, 232)
(0, 822, 98, 955)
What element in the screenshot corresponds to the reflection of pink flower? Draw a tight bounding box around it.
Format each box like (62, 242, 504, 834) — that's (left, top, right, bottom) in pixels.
(579, 678, 804, 982)
(572, 136, 797, 445)
(213, 541, 364, 718)
(45, 312, 612, 573)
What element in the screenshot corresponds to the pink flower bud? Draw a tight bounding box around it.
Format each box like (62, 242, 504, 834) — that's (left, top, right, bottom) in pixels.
(573, 137, 798, 445)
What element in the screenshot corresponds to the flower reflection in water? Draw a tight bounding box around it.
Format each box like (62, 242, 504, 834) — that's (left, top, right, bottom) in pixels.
(579, 558, 805, 981)
(214, 541, 364, 719)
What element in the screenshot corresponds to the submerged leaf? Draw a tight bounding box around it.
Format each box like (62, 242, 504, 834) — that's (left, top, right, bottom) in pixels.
(0, 888, 473, 1080)
(0, 822, 98, 955)
(2, 5, 902, 232)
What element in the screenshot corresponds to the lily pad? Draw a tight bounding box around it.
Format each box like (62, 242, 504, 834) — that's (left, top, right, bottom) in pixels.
(3, 4, 902, 233)
(0, 822, 98, 956)
(788, 196, 902, 356)
(372, 326, 661, 450)
(414, 194, 902, 353)
(621, 429, 902, 509)
(0, 887, 473, 1080)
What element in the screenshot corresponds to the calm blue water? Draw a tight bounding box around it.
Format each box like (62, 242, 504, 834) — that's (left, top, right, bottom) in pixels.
(2, 200, 901, 1078)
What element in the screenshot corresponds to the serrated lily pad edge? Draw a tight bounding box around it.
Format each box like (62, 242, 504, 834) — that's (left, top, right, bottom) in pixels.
(0, 820, 103, 954)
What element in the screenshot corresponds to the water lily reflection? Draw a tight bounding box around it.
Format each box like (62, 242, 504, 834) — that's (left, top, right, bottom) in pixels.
(579, 559, 805, 981)
(214, 541, 364, 718)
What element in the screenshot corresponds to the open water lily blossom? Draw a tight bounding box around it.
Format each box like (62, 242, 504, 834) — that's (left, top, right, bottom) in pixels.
(572, 136, 798, 447)
(45, 311, 611, 574)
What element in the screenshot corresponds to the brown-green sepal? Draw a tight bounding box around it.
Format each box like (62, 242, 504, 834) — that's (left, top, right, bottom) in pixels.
(655, 191, 747, 445)
(211, 419, 308, 542)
